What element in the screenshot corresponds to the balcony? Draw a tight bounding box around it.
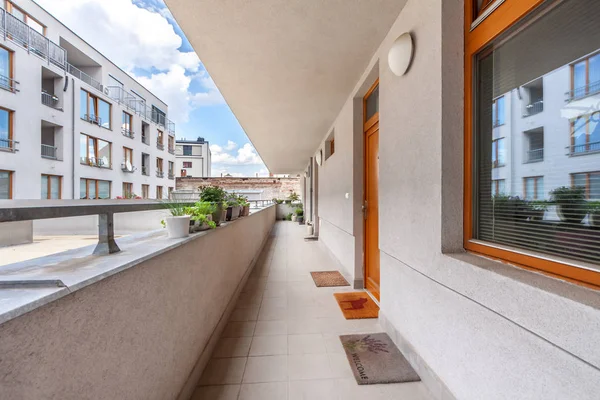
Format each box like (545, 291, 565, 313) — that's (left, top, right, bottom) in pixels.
(41, 92, 61, 110)
(82, 114, 102, 126)
(121, 161, 136, 173)
(121, 128, 135, 139)
(141, 166, 149, 176)
(0, 8, 66, 69)
(525, 148, 544, 163)
(566, 80, 600, 102)
(67, 63, 103, 93)
(168, 146, 175, 155)
(523, 100, 543, 117)
(156, 170, 164, 178)
(0, 138, 18, 153)
(41, 144, 57, 159)
(168, 172, 175, 180)
(157, 140, 165, 151)
(567, 141, 600, 156)
(81, 157, 110, 168)
(0, 74, 19, 93)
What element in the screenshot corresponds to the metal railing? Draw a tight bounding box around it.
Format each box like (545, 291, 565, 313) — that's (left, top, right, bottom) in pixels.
(156, 170, 164, 178)
(0, 74, 19, 93)
(41, 144, 57, 159)
(1, 9, 66, 69)
(157, 140, 164, 150)
(41, 92, 61, 109)
(167, 120, 175, 134)
(525, 148, 544, 163)
(83, 114, 102, 126)
(0, 138, 18, 152)
(81, 157, 110, 168)
(567, 141, 600, 155)
(67, 63, 103, 93)
(168, 146, 175, 155)
(168, 172, 175, 180)
(142, 166, 149, 176)
(523, 100, 543, 117)
(566, 79, 600, 102)
(106, 86, 145, 114)
(121, 161, 135, 173)
(121, 128, 135, 139)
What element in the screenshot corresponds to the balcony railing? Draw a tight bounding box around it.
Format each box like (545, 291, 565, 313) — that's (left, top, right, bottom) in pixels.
(566, 80, 600, 102)
(523, 100, 543, 117)
(156, 170, 164, 178)
(0, 74, 19, 93)
(167, 120, 175, 134)
(567, 141, 600, 156)
(168, 172, 175, 180)
(121, 161, 136, 173)
(0, 9, 66, 69)
(83, 114, 102, 126)
(157, 140, 165, 151)
(122, 128, 135, 139)
(525, 148, 544, 163)
(0, 138, 18, 152)
(81, 157, 110, 168)
(41, 144, 57, 159)
(41, 92, 61, 110)
(142, 166, 149, 176)
(168, 146, 175, 155)
(67, 63, 103, 93)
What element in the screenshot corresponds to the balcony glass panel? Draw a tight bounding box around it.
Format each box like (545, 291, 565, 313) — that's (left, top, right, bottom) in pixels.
(98, 100, 110, 129)
(79, 90, 87, 120)
(97, 139, 110, 168)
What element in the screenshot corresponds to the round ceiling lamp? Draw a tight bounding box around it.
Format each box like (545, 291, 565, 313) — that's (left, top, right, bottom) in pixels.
(388, 33, 414, 76)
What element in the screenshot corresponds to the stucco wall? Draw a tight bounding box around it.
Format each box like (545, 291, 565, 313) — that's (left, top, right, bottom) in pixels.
(312, 0, 600, 398)
(0, 206, 275, 400)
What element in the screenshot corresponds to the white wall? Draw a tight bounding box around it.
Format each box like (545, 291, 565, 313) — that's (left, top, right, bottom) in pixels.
(312, 0, 600, 398)
(175, 142, 210, 178)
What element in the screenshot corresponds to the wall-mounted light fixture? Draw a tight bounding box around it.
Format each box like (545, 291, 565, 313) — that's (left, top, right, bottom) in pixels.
(388, 33, 414, 77)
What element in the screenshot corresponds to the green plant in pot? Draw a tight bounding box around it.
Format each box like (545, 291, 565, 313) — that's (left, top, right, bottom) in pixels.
(588, 201, 600, 228)
(200, 185, 227, 226)
(288, 191, 300, 203)
(161, 200, 191, 238)
(550, 186, 587, 224)
(295, 208, 304, 225)
(238, 195, 250, 217)
(186, 201, 217, 231)
(225, 194, 242, 221)
(527, 200, 549, 221)
(492, 195, 528, 221)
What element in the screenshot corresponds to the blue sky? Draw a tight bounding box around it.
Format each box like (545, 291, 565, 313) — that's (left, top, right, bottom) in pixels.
(36, 0, 268, 177)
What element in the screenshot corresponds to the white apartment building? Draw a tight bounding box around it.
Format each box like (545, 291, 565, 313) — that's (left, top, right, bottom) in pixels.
(0, 0, 177, 201)
(175, 137, 211, 178)
(491, 50, 600, 203)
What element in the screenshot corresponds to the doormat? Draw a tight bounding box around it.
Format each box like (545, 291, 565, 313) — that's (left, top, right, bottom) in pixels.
(340, 333, 420, 385)
(310, 271, 350, 287)
(334, 292, 379, 319)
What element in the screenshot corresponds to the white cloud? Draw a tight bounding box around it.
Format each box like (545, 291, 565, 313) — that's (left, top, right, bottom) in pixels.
(35, 0, 223, 125)
(210, 142, 264, 166)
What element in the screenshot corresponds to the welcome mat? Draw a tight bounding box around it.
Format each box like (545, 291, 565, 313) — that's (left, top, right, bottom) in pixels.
(340, 333, 420, 385)
(310, 271, 350, 287)
(333, 292, 379, 319)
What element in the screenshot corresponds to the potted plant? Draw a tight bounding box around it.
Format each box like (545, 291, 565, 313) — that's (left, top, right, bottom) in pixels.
(550, 186, 587, 224)
(186, 201, 217, 231)
(588, 201, 600, 228)
(527, 200, 549, 221)
(238, 195, 250, 217)
(161, 201, 191, 239)
(296, 208, 304, 224)
(200, 185, 227, 226)
(285, 213, 293, 221)
(492, 195, 528, 221)
(288, 191, 300, 203)
(226, 194, 241, 221)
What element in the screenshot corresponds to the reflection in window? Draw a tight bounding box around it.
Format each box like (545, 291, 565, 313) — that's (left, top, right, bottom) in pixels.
(524, 177, 544, 200)
(0, 170, 12, 199)
(492, 96, 505, 127)
(41, 175, 61, 199)
(491, 138, 505, 167)
(80, 178, 111, 200)
(571, 112, 600, 154)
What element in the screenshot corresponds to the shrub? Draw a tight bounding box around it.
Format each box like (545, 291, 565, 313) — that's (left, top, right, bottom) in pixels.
(200, 186, 227, 204)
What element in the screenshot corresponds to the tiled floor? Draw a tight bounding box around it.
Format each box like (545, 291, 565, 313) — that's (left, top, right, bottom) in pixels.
(191, 222, 432, 400)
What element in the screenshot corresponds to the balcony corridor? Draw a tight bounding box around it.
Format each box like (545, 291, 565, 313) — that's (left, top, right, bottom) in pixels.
(192, 221, 432, 400)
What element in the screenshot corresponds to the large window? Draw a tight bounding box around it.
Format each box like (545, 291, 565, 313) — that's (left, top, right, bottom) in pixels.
(152, 105, 166, 126)
(183, 161, 192, 168)
(123, 146, 133, 165)
(156, 186, 163, 199)
(80, 179, 111, 199)
(183, 145, 192, 156)
(0, 47, 14, 92)
(80, 90, 111, 129)
(0, 107, 13, 151)
(5, 1, 46, 34)
(80, 134, 111, 168)
(41, 174, 61, 199)
(122, 182, 133, 198)
(122, 112, 133, 136)
(466, 0, 600, 286)
(0, 170, 12, 199)
(142, 184, 149, 199)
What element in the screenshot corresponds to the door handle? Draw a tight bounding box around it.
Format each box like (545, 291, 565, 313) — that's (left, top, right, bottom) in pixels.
(362, 201, 368, 220)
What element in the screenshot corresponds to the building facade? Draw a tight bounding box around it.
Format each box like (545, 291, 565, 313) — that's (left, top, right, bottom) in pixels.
(175, 137, 211, 178)
(0, 0, 177, 201)
(176, 176, 301, 201)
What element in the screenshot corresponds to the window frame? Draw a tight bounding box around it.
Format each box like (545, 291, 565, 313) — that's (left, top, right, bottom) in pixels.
(156, 157, 163, 173)
(571, 171, 600, 200)
(80, 178, 111, 200)
(491, 137, 505, 167)
(41, 174, 62, 199)
(492, 179, 505, 196)
(492, 96, 505, 127)
(523, 176, 543, 200)
(0, 169, 13, 199)
(156, 185, 163, 199)
(81, 89, 112, 129)
(570, 112, 600, 154)
(142, 184, 149, 199)
(570, 52, 600, 100)
(0, 106, 14, 151)
(0, 45, 14, 92)
(122, 182, 133, 198)
(5, 1, 47, 35)
(122, 111, 132, 134)
(123, 146, 133, 164)
(80, 133, 112, 168)
(183, 161, 192, 168)
(464, 0, 600, 288)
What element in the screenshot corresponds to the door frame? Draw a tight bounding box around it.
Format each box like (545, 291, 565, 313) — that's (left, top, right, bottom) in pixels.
(363, 78, 380, 300)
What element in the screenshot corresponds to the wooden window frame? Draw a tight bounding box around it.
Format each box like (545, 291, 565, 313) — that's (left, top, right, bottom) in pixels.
(492, 179, 505, 196)
(6, 1, 47, 36)
(0, 106, 14, 150)
(168, 135, 174, 151)
(122, 182, 133, 197)
(570, 112, 600, 153)
(80, 133, 112, 168)
(122, 111, 132, 132)
(330, 138, 335, 156)
(0, 169, 13, 199)
(123, 146, 133, 164)
(141, 184, 149, 199)
(80, 178, 111, 200)
(491, 138, 505, 168)
(81, 90, 112, 129)
(464, 0, 600, 288)
(157, 130, 164, 145)
(571, 171, 600, 200)
(0, 46, 14, 92)
(492, 96, 505, 127)
(183, 161, 192, 168)
(570, 52, 600, 99)
(168, 161, 174, 174)
(523, 176, 543, 200)
(156, 186, 163, 199)
(156, 157, 163, 173)
(41, 174, 62, 199)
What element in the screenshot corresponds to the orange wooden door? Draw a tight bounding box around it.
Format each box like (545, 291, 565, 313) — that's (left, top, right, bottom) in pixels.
(364, 80, 380, 301)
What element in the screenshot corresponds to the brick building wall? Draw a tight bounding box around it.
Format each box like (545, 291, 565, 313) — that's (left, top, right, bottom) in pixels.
(175, 177, 302, 201)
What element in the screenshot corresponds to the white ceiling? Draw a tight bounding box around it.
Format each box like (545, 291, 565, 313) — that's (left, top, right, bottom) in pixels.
(165, 0, 407, 173)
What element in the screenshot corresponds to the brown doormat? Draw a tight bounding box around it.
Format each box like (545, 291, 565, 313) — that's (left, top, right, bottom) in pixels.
(340, 333, 420, 385)
(310, 271, 350, 287)
(333, 292, 379, 319)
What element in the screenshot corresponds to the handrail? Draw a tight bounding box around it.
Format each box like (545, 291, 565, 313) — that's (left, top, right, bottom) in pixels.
(0, 138, 18, 152)
(567, 141, 600, 155)
(41, 92, 61, 109)
(523, 100, 543, 117)
(0, 74, 19, 93)
(41, 144, 57, 159)
(67, 63, 103, 92)
(525, 148, 543, 163)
